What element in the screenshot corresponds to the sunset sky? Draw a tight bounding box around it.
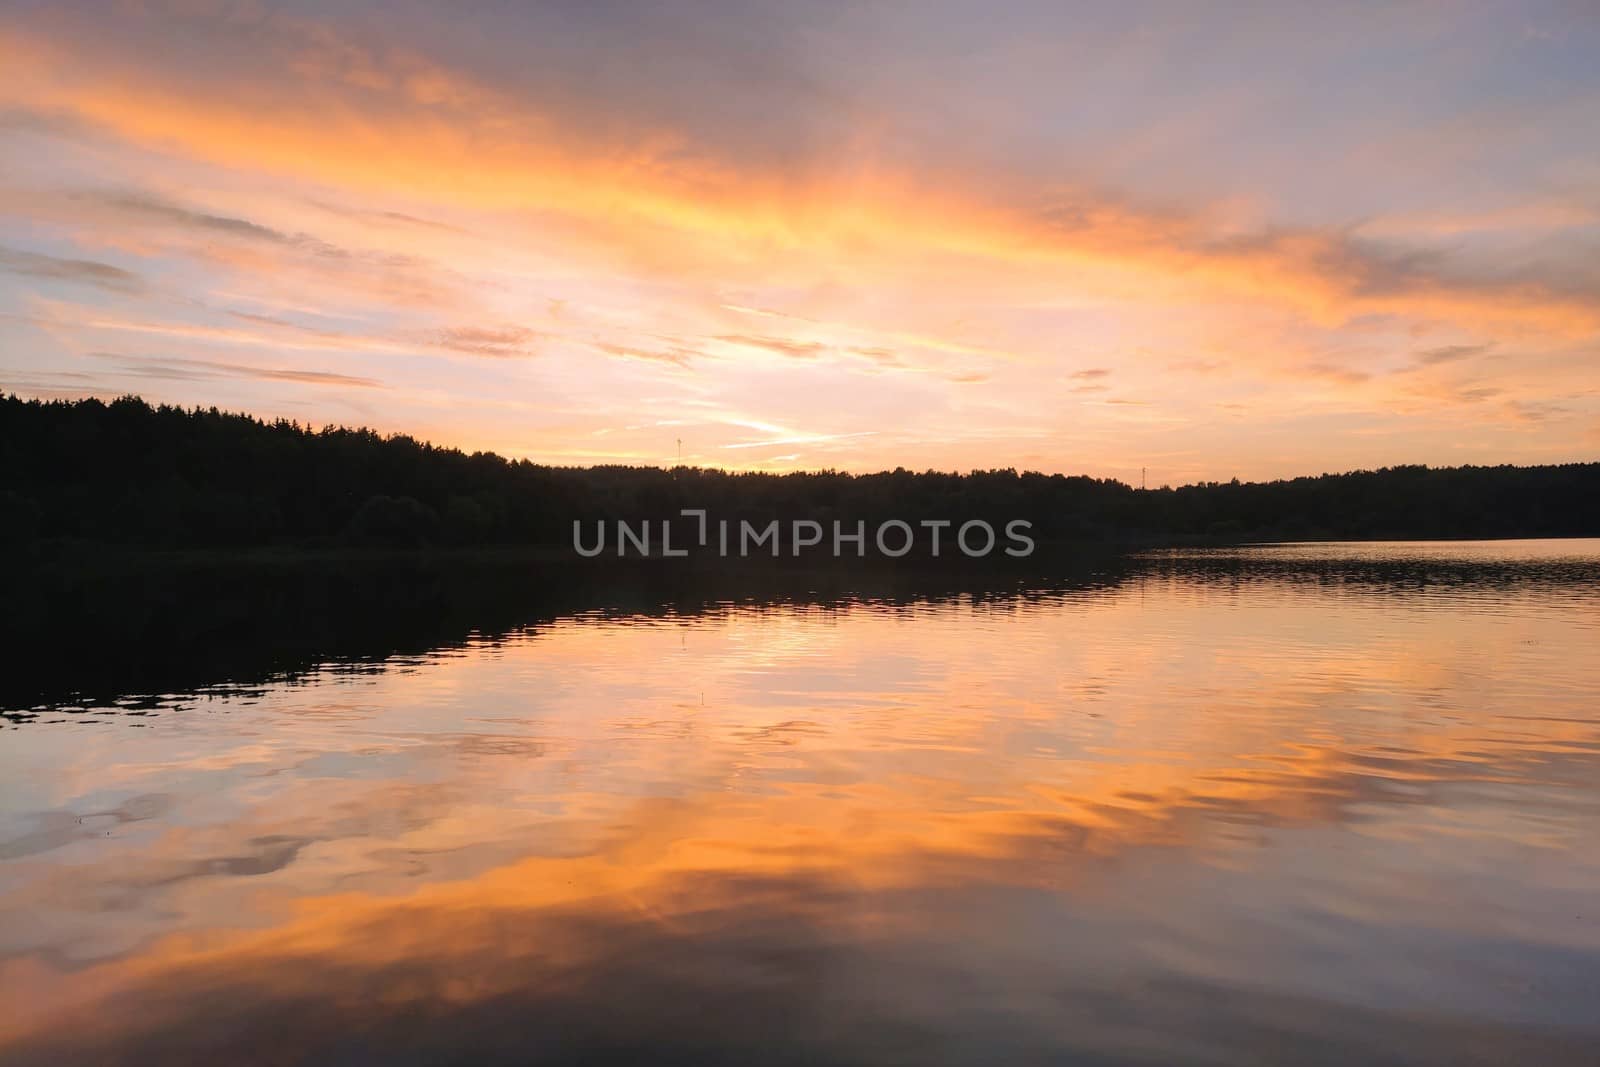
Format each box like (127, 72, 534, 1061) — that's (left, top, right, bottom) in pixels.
(2, 1, 1597, 483)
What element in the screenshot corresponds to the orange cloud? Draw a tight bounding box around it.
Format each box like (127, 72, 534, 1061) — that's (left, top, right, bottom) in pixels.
(4, 15, 1597, 342)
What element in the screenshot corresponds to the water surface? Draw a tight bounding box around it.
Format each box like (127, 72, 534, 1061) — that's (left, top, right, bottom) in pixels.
(3, 541, 1599, 1064)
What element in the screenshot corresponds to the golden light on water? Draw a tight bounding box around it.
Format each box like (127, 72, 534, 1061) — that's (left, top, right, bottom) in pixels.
(5, 548, 1598, 1060)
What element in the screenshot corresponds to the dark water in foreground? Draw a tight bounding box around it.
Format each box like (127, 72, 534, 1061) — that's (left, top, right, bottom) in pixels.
(2, 541, 1599, 1065)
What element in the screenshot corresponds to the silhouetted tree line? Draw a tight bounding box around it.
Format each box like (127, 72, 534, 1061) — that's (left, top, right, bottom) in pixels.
(3, 394, 1598, 549)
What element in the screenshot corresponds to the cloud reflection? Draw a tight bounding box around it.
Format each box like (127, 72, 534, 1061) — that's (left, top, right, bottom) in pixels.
(2, 545, 1599, 1062)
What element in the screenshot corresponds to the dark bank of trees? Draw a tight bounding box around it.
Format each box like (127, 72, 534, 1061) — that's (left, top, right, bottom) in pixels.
(3, 393, 1598, 551)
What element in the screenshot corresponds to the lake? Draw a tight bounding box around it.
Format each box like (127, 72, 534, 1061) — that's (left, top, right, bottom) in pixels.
(2, 541, 1599, 1065)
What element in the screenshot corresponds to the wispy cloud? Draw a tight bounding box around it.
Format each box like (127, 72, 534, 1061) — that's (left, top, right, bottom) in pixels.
(590, 341, 694, 368)
(90, 352, 382, 388)
(1301, 362, 1372, 385)
(714, 334, 828, 360)
(0, 244, 143, 294)
(1414, 343, 1491, 366)
(84, 190, 294, 244)
(428, 326, 537, 358)
(720, 430, 878, 450)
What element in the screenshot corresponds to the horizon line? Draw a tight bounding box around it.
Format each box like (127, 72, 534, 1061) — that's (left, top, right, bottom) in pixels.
(9, 391, 1600, 493)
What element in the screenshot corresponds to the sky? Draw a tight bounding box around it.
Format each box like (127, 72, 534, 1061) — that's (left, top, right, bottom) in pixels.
(1, 0, 1597, 484)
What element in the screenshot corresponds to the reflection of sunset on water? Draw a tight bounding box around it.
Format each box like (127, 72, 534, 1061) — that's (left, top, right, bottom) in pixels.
(2, 545, 1598, 1062)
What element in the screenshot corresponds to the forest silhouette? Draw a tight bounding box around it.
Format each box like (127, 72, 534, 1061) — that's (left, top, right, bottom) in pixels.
(4, 394, 1598, 550)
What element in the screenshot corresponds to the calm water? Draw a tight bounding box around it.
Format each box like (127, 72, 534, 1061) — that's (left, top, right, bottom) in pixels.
(3, 541, 1599, 1065)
